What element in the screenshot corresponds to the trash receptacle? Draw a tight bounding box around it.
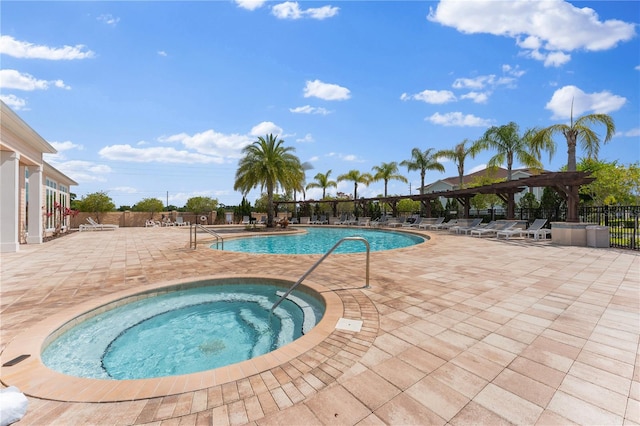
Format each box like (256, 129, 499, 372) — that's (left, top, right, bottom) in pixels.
(586, 225, 610, 248)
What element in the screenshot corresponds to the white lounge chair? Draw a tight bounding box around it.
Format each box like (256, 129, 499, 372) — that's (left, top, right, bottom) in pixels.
(145, 219, 159, 227)
(403, 215, 423, 228)
(470, 221, 515, 238)
(358, 217, 371, 226)
(451, 218, 483, 234)
(418, 217, 444, 229)
(241, 216, 251, 225)
(497, 218, 549, 240)
(81, 217, 118, 231)
(175, 217, 189, 226)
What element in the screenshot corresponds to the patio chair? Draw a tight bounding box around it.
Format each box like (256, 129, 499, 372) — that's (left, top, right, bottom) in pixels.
(497, 218, 548, 240)
(370, 215, 390, 227)
(451, 218, 483, 234)
(430, 218, 456, 230)
(358, 217, 371, 226)
(418, 217, 444, 229)
(459, 220, 495, 235)
(403, 215, 423, 228)
(85, 217, 118, 231)
(470, 221, 516, 238)
(175, 217, 189, 226)
(241, 216, 251, 225)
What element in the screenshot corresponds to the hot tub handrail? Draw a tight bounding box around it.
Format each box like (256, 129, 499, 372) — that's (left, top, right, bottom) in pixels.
(190, 224, 224, 250)
(270, 236, 370, 313)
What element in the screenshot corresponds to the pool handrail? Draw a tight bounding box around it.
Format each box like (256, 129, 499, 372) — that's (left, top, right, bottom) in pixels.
(270, 236, 370, 313)
(190, 224, 224, 250)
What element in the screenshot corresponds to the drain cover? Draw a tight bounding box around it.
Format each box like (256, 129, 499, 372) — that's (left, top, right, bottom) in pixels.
(335, 318, 362, 332)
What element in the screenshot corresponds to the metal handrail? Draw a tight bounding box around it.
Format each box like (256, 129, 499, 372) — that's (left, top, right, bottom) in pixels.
(190, 224, 224, 250)
(270, 236, 370, 313)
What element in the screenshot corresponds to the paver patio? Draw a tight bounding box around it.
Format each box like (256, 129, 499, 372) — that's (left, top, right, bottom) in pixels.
(1, 226, 638, 425)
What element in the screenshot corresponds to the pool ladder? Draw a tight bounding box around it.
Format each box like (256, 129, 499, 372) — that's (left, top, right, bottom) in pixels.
(270, 236, 370, 313)
(190, 224, 224, 250)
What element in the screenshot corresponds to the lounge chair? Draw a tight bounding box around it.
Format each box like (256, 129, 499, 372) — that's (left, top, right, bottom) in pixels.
(497, 218, 550, 240)
(312, 215, 328, 224)
(257, 216, 266, 224)
(430, 218, 456, 230)
(370, 215, 390, 227)
(175, 217, 190, 226)
(459, 220, 495, 235)
(418, 217, 444, 230)
(385, 217, 404, 227)
(289, 217, 299, 224)
(145, 219, 159, 227)
(403, 215, 423, 228)
(470, 221, 516, 238)
(81, 217, 118, 231)
(451, 218, 483, 234)
(358, 217, 371, 226)
(241, 216, 251, 225)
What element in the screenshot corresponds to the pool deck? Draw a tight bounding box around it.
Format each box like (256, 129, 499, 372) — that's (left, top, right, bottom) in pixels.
(1, 226, 638, 425)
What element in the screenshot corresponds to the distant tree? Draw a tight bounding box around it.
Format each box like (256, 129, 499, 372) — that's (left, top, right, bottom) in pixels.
(306, 170, 337, 199)
(540, 186, 565, 213)
(234, 134, 303, 227)
(235, 197, 252, 221)
(337, 169, 373, 202)
(468, 175, 504, 216)
(400, 147, 445, 196)
(166, 204, 179, 211)
(397, 198, 420, 215)
(117, 205, 131, 212)
(77, 191, 115, 223)
(518, 192, 540, 210)
(371, 161, 408, 198)
(185, 196, 218, 214)
(436, 139, 483, 188)
(478, 122, 550, 181)
(132, 198, 164, 218)
(578, 159, 640, 205)
(532, 107, 615, 172)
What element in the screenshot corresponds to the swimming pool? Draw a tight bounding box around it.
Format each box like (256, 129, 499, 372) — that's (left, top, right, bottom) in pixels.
(41, 279, 324, 380)
(216, 227, 425, 254)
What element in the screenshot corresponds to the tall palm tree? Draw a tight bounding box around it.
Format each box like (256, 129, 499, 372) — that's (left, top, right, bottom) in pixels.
(337, 169, 373, 202)
(371, 161, 408, 198)
(400, 147, 445, 196)
(532, 107, 615, 172)
(479, 122, 552, 181)
(234, 134, 302, 227)
(435, 139, 483, 189)
(305, 170, 337, 199)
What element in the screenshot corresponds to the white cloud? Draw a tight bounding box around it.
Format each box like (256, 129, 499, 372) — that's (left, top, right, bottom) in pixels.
(271, 2, 338, 20)
(635, 65, 640, 71)
(43, 159, 112, 183)
(468, 164, 489, 174)
(235, 0, 267, 10)
(305, 5, 339, 20)
(49, 141, 83, 157)
(304, 79, 350, 101)
(161, 129, 253, 159)
(0, 94, 27, 110)
(97, 14, 120, 26)
(460, 91, 490, 104)
(452, 76, 494, 90)
(0, 35, 95, 60)
(428, 0, 636, 67)
(289, 105, 331, 115)
(296, 133, 314, 143)
(400, 89, 456, 104)
(617, 128, 640, 137)
(157, 51, 167, 57)
(250, 121, 283, 137)
(99, 144, 226, 164)
(426, 112, 492, 127)
(545, 85, 627, 119)
(0, 69, 70, 91)
(111, 186, 138, 194)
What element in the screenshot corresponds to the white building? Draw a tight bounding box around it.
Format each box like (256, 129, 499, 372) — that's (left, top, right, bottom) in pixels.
(1, 101, 77, 252)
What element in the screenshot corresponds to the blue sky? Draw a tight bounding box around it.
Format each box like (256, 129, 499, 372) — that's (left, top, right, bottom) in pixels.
(2, 0, 638, 208)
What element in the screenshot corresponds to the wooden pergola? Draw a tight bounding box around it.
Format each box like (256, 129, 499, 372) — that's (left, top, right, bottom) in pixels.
(275, 171, 595, 223)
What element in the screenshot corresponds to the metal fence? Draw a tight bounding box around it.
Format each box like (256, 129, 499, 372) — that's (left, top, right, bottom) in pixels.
(462, 205, 639, 251)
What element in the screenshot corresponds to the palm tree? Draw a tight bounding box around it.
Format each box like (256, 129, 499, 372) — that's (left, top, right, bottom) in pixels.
(479, 122, 553, 181)
(234, 134, 302, 227)
(400, 147, 445, 196)
(305, 170, 337, 199)
(337, 169, 373, 202)
(532, 107, 615, 172)
(371, 162, 408, 198)
(435, 139, 483, 189)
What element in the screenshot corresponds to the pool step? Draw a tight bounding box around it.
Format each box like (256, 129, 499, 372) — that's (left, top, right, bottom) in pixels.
(275, 291, 316, 335)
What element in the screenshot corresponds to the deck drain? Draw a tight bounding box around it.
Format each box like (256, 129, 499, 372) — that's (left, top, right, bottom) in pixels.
(335, 318, 362, 332)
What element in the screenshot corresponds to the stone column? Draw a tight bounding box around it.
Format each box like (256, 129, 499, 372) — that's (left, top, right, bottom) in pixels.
(0, 151, 20, 252)
(27, 165, 44, 244)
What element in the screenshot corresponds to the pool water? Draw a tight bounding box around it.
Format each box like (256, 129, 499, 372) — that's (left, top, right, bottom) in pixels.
(41, 283, 324, 380)
(217, 227, 424, 254)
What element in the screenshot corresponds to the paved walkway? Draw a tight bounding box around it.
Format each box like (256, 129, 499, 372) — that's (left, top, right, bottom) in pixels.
(1, 226, 638, 425)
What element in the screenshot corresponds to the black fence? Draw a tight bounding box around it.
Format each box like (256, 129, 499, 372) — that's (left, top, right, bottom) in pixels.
(458, 205, 639, 251)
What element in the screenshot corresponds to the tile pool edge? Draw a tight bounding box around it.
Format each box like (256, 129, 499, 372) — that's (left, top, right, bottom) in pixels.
(0, 274, 344, 403)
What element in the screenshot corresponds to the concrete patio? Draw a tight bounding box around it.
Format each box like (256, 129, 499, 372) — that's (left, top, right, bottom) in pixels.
(1, 226, 638, 425)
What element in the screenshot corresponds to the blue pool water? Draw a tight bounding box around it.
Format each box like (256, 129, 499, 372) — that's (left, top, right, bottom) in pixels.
(41, 282, 324, 380)
(216, 227, 424, 254)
